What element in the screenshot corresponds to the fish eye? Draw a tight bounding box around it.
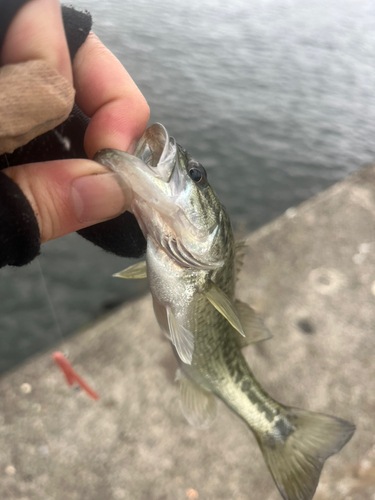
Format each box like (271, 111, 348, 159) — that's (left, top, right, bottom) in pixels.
(188, 163, 207, 185)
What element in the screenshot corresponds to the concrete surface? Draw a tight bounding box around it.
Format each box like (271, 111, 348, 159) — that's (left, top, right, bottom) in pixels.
(1, 165, 375, 500)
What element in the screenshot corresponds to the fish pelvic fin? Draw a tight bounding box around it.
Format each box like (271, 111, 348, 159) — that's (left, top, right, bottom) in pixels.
(176, 370, 217, 429)
(167, 307, 194, 365)
(257, 407, 355, 500)
(113, 261, 147, 279)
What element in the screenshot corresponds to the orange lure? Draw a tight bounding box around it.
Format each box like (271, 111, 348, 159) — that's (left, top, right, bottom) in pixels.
(52, 351, 99, 401)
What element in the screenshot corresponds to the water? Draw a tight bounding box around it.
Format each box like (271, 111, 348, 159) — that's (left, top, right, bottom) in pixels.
(1, 0, 375, 373)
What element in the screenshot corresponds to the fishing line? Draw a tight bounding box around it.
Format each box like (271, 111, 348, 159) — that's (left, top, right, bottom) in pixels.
(5, 152, 66, 354)
(5, 152, 67, 352)
(36, 257, 69, 357)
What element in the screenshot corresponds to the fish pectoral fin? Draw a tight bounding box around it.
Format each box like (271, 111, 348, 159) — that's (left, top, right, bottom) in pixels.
(257, 408, 355, 500)
(166, 307, 194, 365)
(177, 371, 217, 429)
(113, 261, 147, 279)
(234, 300, 272, 347)
(204, 281, 245, 337)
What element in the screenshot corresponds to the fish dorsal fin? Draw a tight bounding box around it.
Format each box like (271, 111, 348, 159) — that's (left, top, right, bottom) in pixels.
(176, 370, 217, 429)
(166, 307, 194, 365)
(234, 300, 272, 347)
(113, 261, 147, 279)
(235, 239, 247, 276)
(204, 281, 245, 337)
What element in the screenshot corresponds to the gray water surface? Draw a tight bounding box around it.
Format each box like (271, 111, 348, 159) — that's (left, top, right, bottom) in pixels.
(1, 0, 375, 373)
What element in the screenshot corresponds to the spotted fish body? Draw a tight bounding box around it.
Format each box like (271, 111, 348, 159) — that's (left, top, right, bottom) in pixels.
(96, 124, 355, 500)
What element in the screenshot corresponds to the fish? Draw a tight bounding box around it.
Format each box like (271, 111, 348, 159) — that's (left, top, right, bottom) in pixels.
(94, 123, 355, 500)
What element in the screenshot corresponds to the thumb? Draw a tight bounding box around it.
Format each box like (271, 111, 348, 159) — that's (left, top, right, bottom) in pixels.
(3, 159, 131, 243)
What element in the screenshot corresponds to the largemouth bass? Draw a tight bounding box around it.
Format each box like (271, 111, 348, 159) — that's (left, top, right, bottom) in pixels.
(95, 123, 355, 500)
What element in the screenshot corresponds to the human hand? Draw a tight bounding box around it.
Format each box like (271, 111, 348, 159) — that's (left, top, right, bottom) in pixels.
(0, 0, 149, 244)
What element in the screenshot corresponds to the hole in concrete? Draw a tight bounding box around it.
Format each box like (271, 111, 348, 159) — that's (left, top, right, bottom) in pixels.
(308, 268, 346, 295)
(318, 275, 330, 286)
(297, 318, 316, 334)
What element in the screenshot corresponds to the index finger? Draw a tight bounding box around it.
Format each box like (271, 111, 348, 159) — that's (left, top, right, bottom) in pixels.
(72, 33, 150, 158)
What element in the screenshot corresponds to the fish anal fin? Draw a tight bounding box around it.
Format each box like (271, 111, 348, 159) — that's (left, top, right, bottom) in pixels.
(258, 408, 355, 500)
(204, 280, 245, 337)
(113, 261, 147, 279)
(234, 300, 272, 347)
(177, 371, 217, 429)
(167, 307, 194, 365)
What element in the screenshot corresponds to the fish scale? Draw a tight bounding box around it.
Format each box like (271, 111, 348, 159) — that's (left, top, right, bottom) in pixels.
(97, 123, 355, 500)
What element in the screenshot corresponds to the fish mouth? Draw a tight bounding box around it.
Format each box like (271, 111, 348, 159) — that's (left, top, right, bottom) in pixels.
(134, 123, 177, 183)
(94, 123, 177, 189)
(93, 124, 191, 239)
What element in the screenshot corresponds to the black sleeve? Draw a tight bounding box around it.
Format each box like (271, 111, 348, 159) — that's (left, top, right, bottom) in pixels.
(0, 3, 146, 268)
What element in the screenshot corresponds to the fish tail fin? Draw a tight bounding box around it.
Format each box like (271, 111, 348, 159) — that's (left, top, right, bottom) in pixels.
(256, 407, 355, 500)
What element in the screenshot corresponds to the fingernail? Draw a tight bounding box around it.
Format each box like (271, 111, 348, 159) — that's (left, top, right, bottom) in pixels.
(71, 172, 132, 223)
